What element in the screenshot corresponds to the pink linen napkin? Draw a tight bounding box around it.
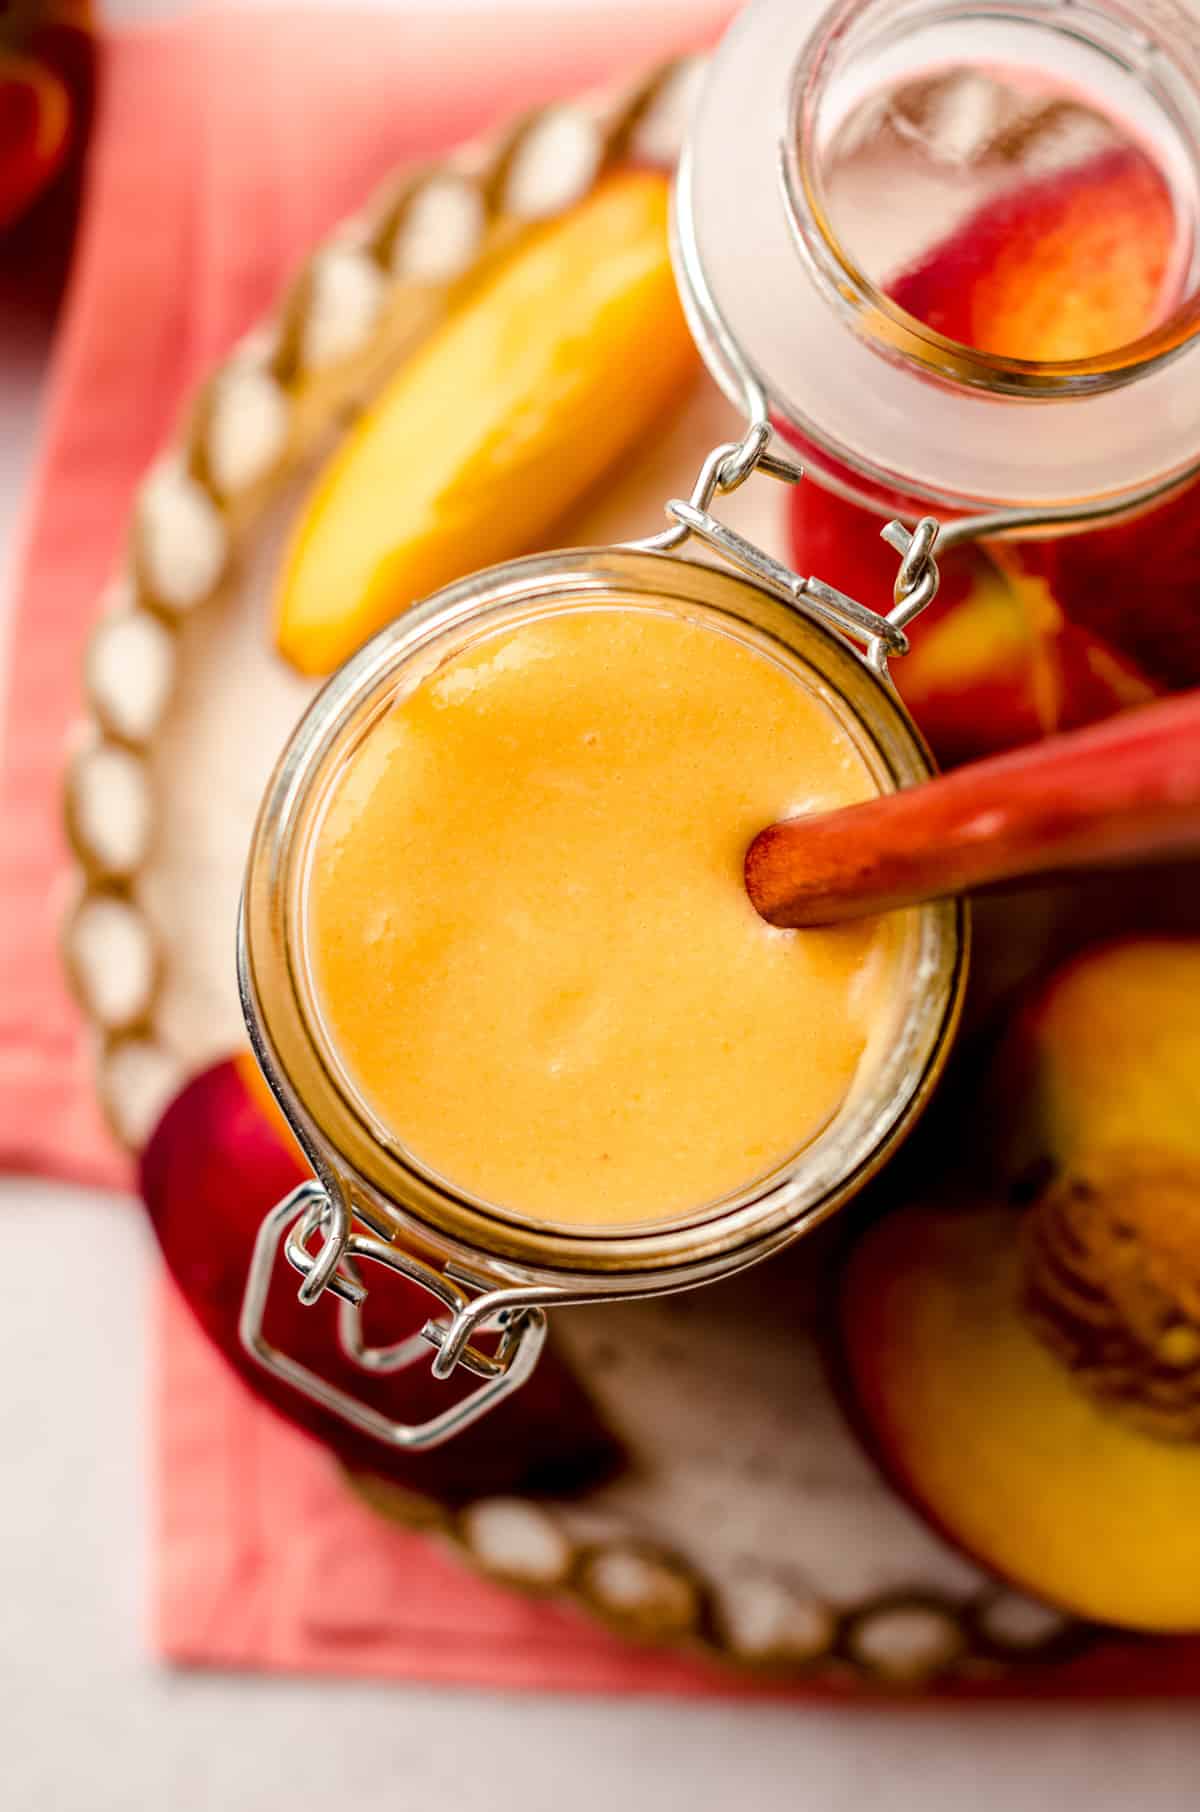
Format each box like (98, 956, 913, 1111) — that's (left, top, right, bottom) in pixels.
(159, 1275, 757, 1692)
(5, 4, 1199, 1699)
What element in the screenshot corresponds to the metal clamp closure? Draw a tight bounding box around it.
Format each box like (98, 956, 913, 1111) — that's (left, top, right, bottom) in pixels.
(632, 410, 943, 676)
(240, 1182, 547, 1449)
(668, 500, 910, 658)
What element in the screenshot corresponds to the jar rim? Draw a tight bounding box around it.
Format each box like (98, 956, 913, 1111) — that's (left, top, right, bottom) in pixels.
(239, 547, 965, 1290)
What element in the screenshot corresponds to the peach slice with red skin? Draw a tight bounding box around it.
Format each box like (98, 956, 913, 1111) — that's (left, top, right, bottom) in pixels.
(914, 143, 1200, 694)
(791, 142, 1193, 751)
(888, 146, 1176, 364)
(890, 144, 1195, 693)
(1012, 490, 1200, 693)
(789, 484, 1156, 766)
(140, 1055, 623, 1503)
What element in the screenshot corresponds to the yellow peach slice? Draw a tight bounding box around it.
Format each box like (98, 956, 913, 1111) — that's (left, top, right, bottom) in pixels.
(275, 171, 697, 675)
(841, 1200, 1200, 1631)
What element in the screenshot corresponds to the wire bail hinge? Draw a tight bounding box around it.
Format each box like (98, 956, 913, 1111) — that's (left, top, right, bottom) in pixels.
(239, 1182, 548, 1449)
(635, 412, 942, 675)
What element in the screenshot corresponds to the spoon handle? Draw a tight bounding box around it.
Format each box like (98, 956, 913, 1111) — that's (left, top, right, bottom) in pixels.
(745, 691, 1200, 928)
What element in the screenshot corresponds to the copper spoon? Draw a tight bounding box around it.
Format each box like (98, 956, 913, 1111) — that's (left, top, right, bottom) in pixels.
(745, 690, 1200, 928)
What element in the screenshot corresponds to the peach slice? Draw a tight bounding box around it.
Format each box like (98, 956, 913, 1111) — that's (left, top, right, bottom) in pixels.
(140, 1056, 623, 1501)
(789, 143, 1194, 748)
(1011, 486, 1200, 692)
(889, 141, 1200, 695)
(275, 170, 697, 675)
(789, 484, 1156, 766)
(840, 1198, 1200, 1632)
(896, 551, 1155, 765)
(889, 146, 1176, 363)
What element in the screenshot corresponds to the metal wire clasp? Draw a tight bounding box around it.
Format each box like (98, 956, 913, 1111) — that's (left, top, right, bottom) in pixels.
(240, 1182, 547, 1449)
(632, 408, 943, 677)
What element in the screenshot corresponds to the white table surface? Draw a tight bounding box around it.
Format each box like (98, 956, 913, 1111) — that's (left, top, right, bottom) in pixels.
(3, 3, 1199, 1806)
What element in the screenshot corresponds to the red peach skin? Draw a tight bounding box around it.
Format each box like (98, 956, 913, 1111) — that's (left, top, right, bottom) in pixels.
(0, 50, 71, 229)
(889, 146, 1175, 363)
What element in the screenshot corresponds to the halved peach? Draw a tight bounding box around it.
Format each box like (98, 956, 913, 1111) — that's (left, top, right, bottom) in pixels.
(841, 934, 1200, 1631)
(840, 1197, 1200, 1632)
(1022, 1159, 1200, 1445)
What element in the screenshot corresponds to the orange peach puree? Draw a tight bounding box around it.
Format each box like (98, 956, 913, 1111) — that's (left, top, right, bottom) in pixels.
(309, 607, 899, 1226)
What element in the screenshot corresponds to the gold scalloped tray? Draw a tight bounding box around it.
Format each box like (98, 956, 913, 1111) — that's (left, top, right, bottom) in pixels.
(60, 57, 1097, 1688)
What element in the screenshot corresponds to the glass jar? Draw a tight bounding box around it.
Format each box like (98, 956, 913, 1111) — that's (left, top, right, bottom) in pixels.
(239, 536, 965, 1447)
(678, 0, 1200, 528)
